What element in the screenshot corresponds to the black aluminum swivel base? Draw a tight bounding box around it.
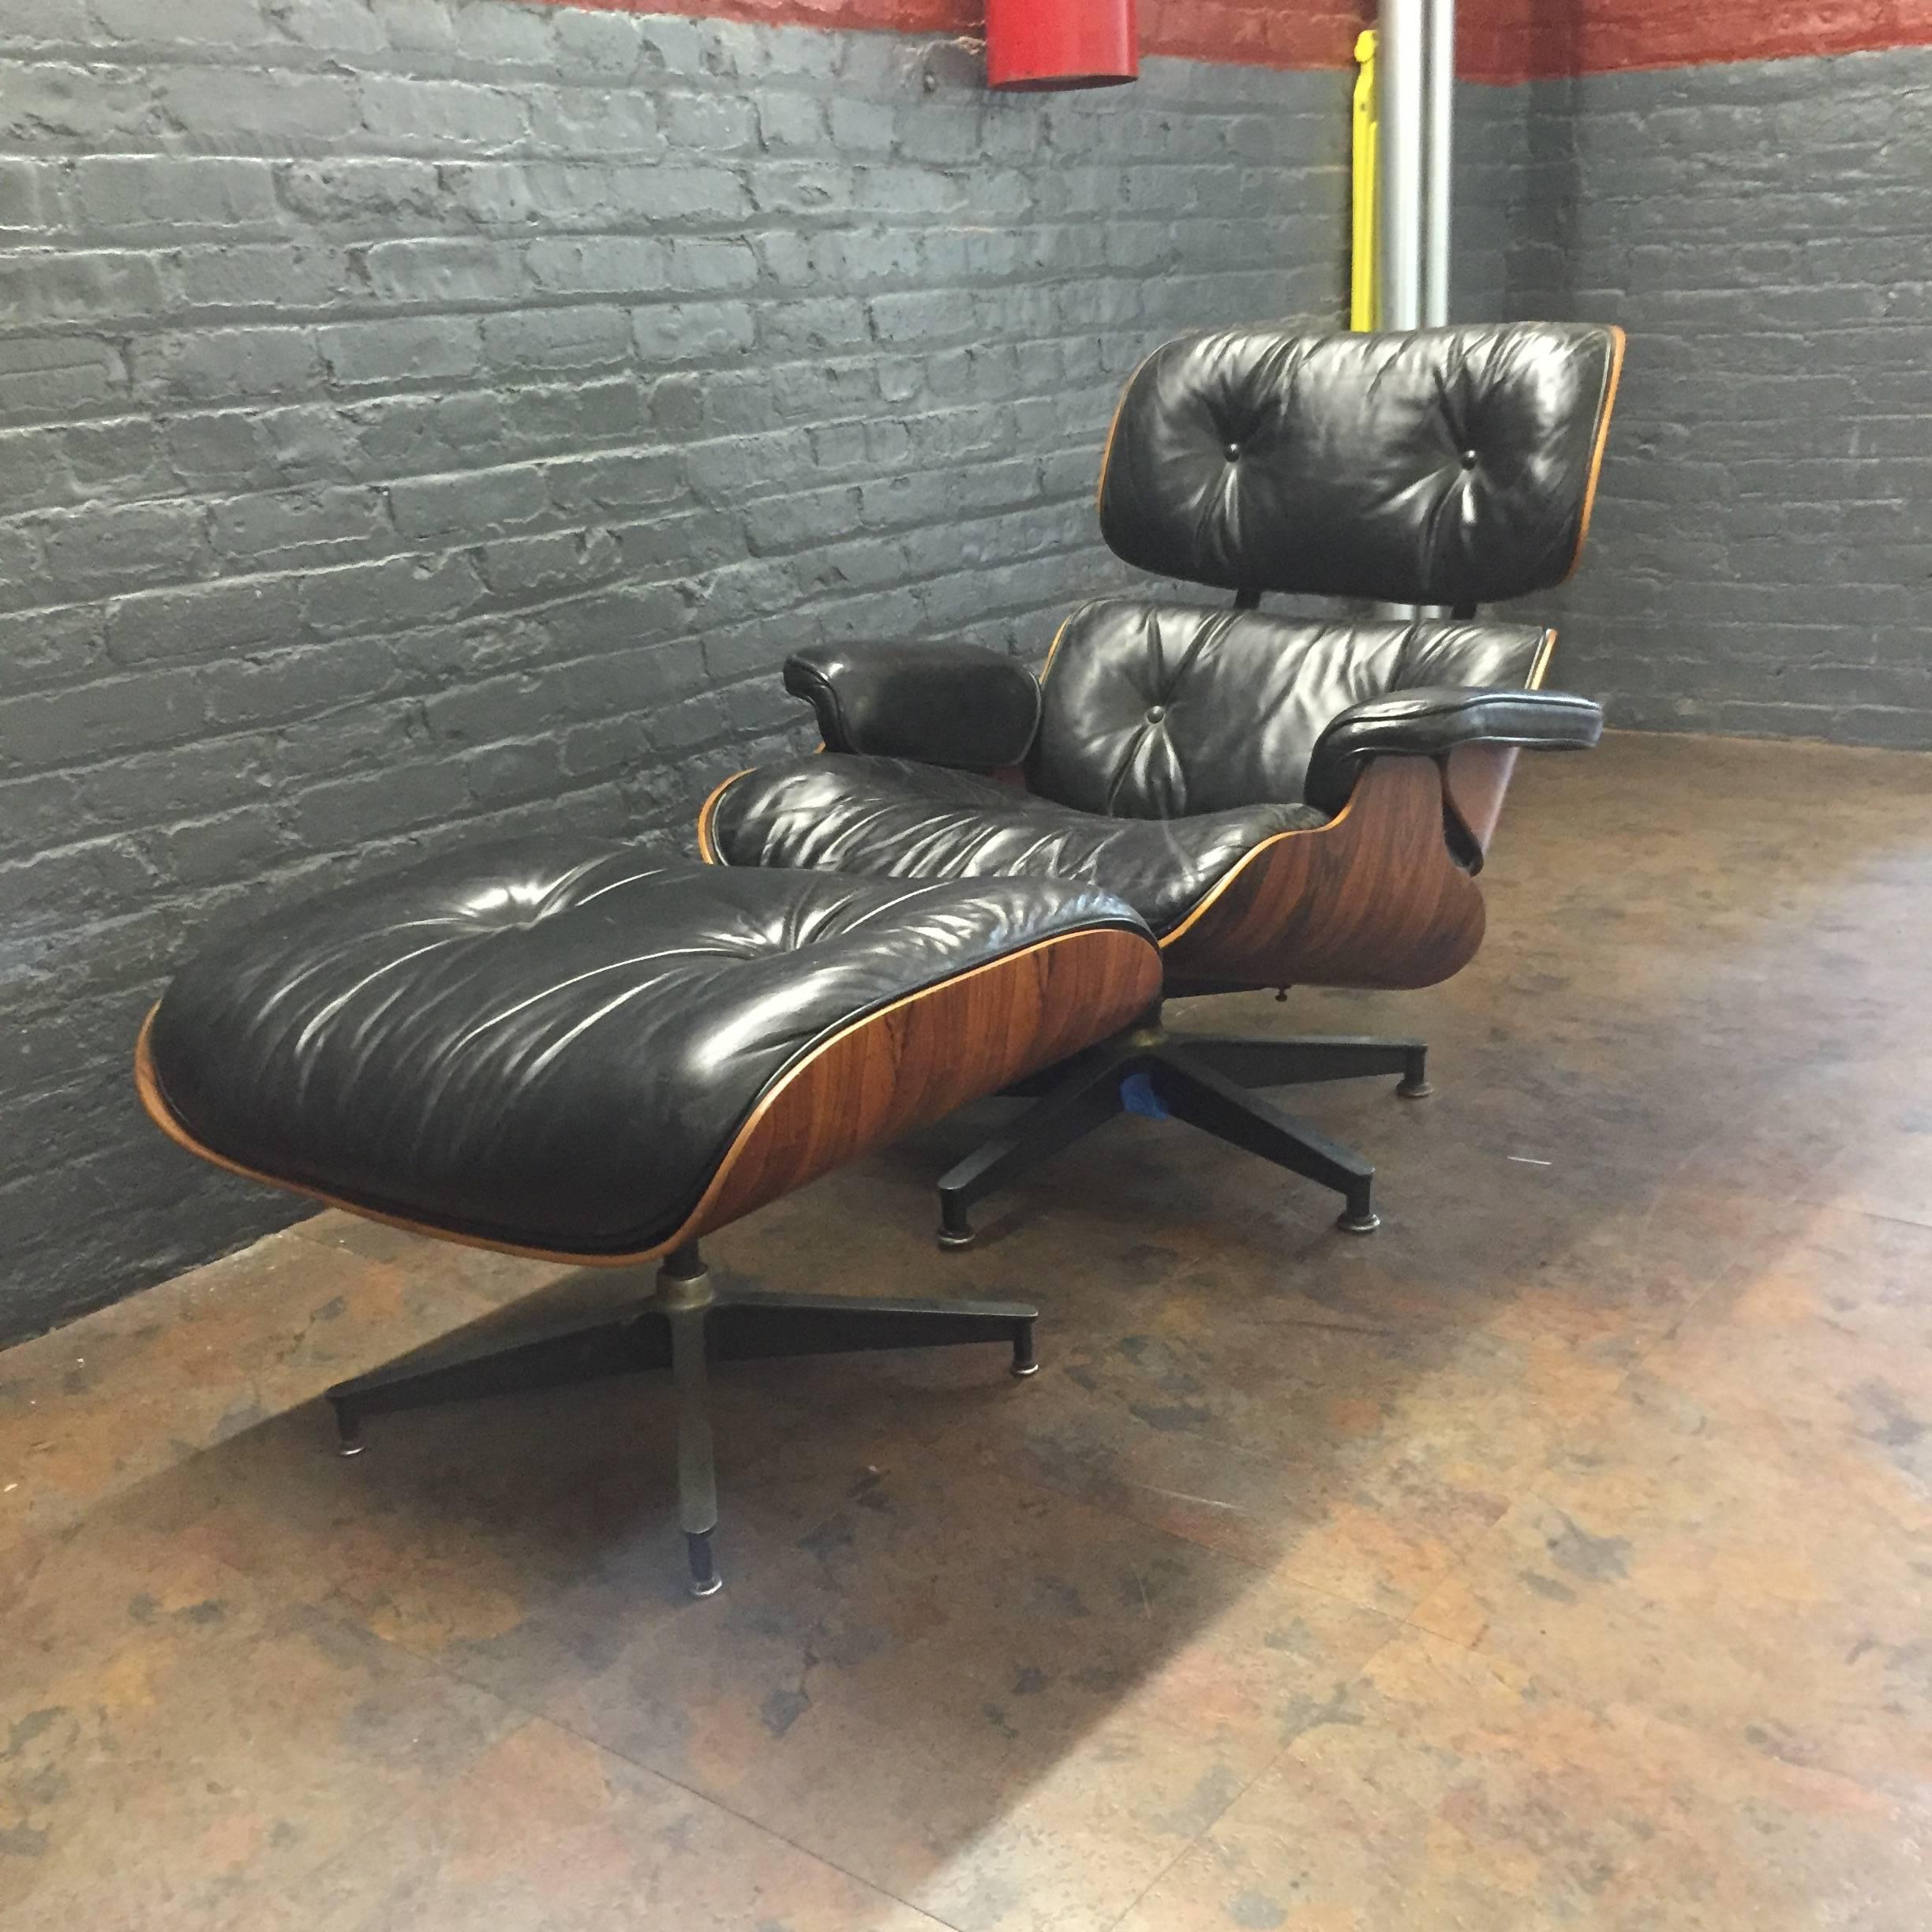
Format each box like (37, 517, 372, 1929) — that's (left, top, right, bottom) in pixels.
(935, 1013, 1428, 1249)
(326, 1242, 1038, 1598)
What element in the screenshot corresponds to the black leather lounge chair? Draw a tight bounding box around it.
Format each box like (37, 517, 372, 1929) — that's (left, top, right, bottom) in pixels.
(700, 321, 1625, 1242)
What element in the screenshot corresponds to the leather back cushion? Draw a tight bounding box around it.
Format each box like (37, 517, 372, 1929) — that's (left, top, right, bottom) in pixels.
(1097, 322, 1623, 605)
(1028, 600, 1553, 818)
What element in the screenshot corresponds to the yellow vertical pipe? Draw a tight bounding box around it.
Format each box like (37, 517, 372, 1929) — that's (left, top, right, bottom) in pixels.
(1350, 29, 1380, 331)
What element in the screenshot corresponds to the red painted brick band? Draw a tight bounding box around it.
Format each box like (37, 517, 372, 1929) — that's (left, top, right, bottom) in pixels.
(1460, 0, 1932, 83)
(534, 0, 1932, 82)
(528, 0, 1366, 73)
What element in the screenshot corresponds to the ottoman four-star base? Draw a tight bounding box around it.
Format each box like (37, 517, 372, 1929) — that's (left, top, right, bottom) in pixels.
(327, 1241, 1039, 1597)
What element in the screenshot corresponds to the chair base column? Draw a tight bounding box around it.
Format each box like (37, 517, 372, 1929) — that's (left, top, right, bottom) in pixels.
(934, 1019, 1429, 1248)
(325, 1242, 1039, 1597)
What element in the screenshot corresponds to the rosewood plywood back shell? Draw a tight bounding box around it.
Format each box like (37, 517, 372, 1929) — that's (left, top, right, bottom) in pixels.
(1159, 757, 1487, 990)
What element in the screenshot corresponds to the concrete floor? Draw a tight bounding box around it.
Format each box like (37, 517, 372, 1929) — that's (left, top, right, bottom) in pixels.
(4, 731, 1931, 1931)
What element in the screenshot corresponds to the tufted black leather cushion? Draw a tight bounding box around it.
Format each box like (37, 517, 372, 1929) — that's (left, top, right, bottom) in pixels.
(1098, 322, 1623, 605)
(1028, 600, 1554, 818)
(144, 848, 1149, 1256)
(785, 641, 1042, 769)
(708, 756, 1324, 937)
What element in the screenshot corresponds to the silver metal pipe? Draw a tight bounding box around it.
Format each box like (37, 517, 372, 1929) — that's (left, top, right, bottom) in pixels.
(1378, 0, 1425, 330)
(1423, 0, 1455, 324)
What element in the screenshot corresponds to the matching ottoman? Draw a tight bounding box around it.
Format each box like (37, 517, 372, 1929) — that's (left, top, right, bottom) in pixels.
(137, 844, 1160, 1593)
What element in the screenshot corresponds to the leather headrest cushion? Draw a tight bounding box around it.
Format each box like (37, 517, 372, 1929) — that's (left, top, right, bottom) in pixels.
(1097, 321, 1623, 605)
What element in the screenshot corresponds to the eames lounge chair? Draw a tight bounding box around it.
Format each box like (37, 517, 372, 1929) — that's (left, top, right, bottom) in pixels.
(699, 321, 1625, 1244)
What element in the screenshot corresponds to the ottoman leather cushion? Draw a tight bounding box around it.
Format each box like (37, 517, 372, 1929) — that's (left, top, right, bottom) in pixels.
(140, 844, 1155, 1258)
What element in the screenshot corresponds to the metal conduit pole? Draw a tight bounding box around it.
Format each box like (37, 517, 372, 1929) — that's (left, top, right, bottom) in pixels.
(1423, 0, 1455, 325)
(1377, 0, 1425, 331)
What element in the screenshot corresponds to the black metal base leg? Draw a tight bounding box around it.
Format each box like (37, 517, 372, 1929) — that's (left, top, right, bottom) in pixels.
(705, 1288, 1041, 1378)
(1151, 1046, 1381, 1234)
(324, 1274, 675, 1431)
(935, 1045, 1133, 1249)
(1181, 1033, 1431, 1100)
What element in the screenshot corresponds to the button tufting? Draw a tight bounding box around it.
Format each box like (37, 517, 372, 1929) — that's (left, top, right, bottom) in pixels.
(1145, 704, 1166, 724)
(1461, 448, 1480, 470)
(1223, 442, 1241, 462)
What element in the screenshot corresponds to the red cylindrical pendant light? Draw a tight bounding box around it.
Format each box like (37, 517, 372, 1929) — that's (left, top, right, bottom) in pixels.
(987, 0, 1138, 91)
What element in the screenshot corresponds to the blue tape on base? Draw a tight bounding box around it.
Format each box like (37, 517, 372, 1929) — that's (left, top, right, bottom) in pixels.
(1119, 1071, 1168, 1120)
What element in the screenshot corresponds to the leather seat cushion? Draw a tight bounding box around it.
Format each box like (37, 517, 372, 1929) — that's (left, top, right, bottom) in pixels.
(709, 755, 1327, 936)
(144, 847, 1148, 1256)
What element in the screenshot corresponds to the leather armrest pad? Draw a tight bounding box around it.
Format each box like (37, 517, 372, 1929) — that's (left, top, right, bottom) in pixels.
(784, 643, 1043, 769)
(1305, 686, 1604, 814)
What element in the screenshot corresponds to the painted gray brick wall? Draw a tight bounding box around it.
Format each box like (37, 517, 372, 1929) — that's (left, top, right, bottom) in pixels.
(0, 0, 1350, 1339)
(1451, 80, 1523, 327)
(1496, 50, 1932, 747)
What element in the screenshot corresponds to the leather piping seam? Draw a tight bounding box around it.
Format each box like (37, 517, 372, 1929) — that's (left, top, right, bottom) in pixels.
(134, 920, 1160, 1270)
(1527, 625, 1558, 691)
(1024, 611, 1082, 789)
(1563, 325, 1627, 582)
(1037, 609, 1079, 692)
(1094, 346, 1162, 524)
(694, 769, 750, 865)
(787, 661, 851, 751)
(1017, 665, 1045, 758)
